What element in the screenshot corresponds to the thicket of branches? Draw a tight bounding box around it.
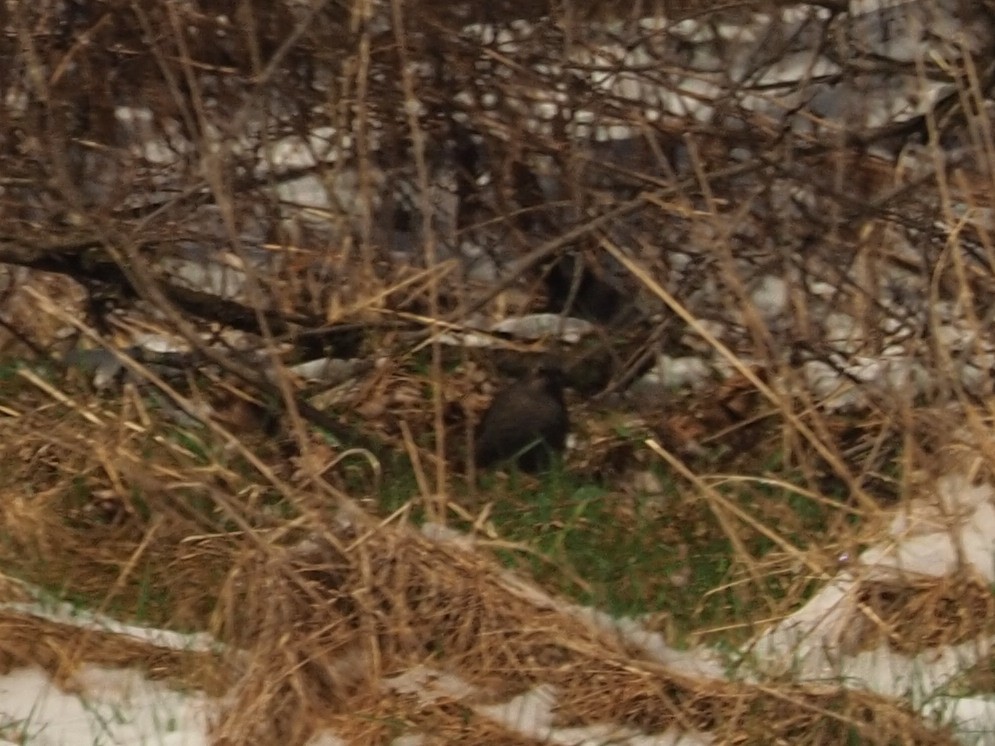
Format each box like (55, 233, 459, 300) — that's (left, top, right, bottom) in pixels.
(2, 3, 995, 744)
(0, 1, 992, 489)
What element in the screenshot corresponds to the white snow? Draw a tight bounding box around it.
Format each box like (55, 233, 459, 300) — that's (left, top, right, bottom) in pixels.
(5, 466, 995, 743)
(0, 664, 211, 746)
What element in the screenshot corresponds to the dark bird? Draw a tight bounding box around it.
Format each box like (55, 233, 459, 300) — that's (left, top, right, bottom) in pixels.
(544, 252, 627, 324)
(474, 363, 569, 473)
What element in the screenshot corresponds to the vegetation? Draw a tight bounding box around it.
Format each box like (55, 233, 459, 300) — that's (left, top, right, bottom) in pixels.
(1, 0, 994, 743)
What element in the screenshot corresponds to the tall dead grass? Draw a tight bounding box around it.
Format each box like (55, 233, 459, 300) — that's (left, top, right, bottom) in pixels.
(1, 0, 994, 743)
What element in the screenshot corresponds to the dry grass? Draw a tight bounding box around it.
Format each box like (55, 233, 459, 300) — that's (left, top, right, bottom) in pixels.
(0, 371, 972, 744)
(0, 610, 228, 695)
(2, 0, 995, 743)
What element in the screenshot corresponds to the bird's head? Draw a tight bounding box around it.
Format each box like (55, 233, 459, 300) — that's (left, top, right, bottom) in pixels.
(532, 361, 566, 398)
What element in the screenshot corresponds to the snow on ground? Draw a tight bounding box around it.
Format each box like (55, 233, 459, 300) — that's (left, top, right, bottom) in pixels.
(751, 472, 995, 744)
(0, 664, 210, 746)
(3, 468, 995, 744)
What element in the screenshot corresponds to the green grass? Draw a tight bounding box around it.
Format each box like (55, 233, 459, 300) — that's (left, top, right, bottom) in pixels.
(362, 458, 763, 643)
(360, 436, 857, 647)
(502, 491, 736, 638)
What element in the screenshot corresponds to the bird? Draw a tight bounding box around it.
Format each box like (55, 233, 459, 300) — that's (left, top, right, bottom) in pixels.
(474, 363, 569, 473)
(543, 252, 627, 324)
